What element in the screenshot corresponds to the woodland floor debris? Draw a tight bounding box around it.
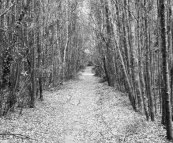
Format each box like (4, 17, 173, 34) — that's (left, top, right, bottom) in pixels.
(0, 67, 170, 143)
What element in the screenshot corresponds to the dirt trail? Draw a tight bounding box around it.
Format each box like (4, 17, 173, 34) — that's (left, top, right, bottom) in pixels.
(61, 66, 133, 143)
(0, 67, 167, 143)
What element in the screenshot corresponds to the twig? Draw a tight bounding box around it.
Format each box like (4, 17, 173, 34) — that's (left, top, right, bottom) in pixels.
(77, 99, 81, 106)
(0, 133, 37, 141)
(0, 2, 15, 17)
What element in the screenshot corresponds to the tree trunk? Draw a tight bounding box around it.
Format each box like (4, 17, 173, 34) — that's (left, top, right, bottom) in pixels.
(160, 0, 172, 140)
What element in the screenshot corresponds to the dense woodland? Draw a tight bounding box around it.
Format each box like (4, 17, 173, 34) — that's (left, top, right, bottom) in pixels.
(1, 0, 173, 141)
(0, 0, 88, 113)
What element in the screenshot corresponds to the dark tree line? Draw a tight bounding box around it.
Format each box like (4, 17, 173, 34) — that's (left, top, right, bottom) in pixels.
(0, 0, 88, 116)
(90, 0, 173, 140)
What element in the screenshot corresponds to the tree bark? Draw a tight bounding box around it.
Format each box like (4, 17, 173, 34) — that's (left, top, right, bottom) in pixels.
(160, 0, 172, 140)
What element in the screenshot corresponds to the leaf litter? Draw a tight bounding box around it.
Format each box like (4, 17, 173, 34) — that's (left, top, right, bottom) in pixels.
(0, 67, 170, 143)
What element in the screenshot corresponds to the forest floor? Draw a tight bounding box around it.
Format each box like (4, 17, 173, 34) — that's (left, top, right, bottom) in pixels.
(0, 67, 170, 143)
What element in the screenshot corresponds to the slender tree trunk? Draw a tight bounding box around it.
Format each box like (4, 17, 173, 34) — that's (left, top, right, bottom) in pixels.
(37, 32, 43, 100)
(160, 0, 172, 140)
(63, 0, 69, 83)
(104, 2, 115, 86)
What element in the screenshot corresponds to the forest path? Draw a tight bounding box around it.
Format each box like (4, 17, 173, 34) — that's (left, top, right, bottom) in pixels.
(0, 67, 166, 143)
